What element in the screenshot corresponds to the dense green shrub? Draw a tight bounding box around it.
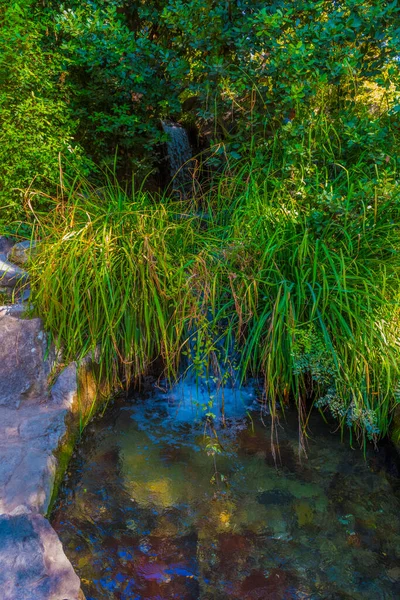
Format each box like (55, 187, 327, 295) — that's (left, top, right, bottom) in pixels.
(0, 1, 91, 221)
(53, 0, 400, 168)
(1, 0, 398, 215)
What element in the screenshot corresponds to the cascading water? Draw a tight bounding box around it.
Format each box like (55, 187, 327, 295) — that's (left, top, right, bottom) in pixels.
(161, 120, 193, 192)
(177, 322, 251, 423)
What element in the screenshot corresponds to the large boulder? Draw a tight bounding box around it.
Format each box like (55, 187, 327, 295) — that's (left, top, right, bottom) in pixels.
(0, 510, 83, 600)
(0, 306, 84, 597)
(0, 401, 72, 514)
(0, 309, 78, 513)
(0, 306, 49, 408)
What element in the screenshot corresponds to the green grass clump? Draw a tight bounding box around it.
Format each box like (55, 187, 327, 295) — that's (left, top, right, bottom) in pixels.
(29, 177, 203, 387)
(204, 160, 400, 442)
(29, 154, 400, 444)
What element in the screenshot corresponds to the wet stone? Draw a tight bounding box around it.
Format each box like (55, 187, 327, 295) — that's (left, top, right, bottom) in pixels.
(294, 500, 315, 527)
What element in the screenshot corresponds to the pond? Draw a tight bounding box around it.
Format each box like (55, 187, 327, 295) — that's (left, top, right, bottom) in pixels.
(52, 382, 400, 600)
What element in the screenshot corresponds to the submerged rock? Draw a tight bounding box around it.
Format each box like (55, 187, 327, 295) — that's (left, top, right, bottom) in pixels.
(257, 489, 294, 506)
(0, 510, 83, 600)
(240, 568, 299, 600)
(294, 500, 315, 527)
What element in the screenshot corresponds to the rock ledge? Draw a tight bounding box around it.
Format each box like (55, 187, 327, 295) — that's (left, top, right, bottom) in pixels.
(0, 303, 84, 600)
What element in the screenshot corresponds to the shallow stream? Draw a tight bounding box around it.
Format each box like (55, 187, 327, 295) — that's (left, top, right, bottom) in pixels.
(52, 384, 400, 599)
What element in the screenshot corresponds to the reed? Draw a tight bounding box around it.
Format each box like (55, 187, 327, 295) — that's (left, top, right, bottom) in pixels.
(204, 160, 400, 443)
(29, 140, 400, 443)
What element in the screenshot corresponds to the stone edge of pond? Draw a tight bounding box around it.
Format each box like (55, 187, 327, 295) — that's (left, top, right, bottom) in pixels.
(0, 303, 97, 600)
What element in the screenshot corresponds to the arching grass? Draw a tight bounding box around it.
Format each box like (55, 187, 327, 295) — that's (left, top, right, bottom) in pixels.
(29, 176, 203, 388)
(29, 155, 400, 444)
(202, 162, 400, 442)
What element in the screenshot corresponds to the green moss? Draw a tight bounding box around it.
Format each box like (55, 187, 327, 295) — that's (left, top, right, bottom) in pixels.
(47, 429, 78, 517)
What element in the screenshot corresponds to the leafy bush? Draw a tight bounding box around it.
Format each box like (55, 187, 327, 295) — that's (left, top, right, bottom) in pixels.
(55, 0, 400, 166)
(0, 1, 90, 221)
(1, 0, 399, 216)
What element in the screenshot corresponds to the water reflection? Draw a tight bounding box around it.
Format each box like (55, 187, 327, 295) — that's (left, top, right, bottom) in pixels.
(52, 386, 400, 599)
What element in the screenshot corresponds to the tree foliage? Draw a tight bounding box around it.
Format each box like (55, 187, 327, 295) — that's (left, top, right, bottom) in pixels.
(0, 1, 90, 219)
(2, 0, 399, 441)
(0, 0, 399, 215)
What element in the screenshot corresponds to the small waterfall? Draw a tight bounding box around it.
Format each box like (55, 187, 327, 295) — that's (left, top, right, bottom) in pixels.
(161, 120, 193, 192)
(159, 320, 257, 425)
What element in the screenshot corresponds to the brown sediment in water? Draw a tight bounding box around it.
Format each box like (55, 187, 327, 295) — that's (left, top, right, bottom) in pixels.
(52, 392, 400, 600)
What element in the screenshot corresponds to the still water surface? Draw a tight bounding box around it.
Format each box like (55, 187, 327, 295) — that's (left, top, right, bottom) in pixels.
(52, 385, 400, 599)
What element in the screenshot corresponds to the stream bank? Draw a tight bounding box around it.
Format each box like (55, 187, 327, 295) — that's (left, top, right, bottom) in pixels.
(0, 304, 84, 600)
(1, 294, 400, 599)
(0, 237, 111, 600)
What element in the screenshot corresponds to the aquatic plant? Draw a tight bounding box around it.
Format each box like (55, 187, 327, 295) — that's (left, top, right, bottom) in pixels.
(28, 135, 400, 445)
(28, 174, 202, 389)
(203, 158, 400, 444)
